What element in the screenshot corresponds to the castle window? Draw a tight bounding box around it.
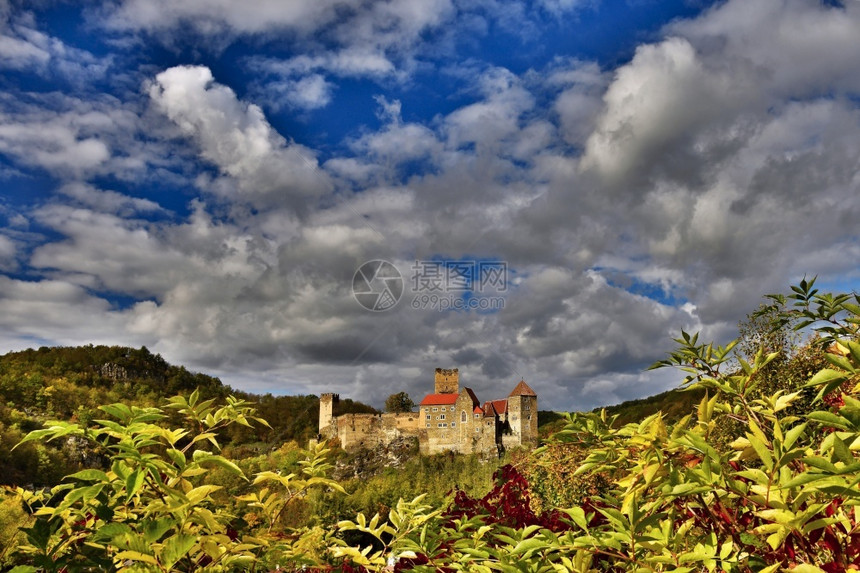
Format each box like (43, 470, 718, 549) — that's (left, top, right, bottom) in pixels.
(528, 415, 532, 421)
(443, 423, 448, 427)
(461, 411, 466, 422)
(512, 415, 517, 421)
(439, 414, 446, 420)
(426, 423, 430, 427)
(438, 423, 442, 427)
(426, 415, 430, 420)
(451, 422, 456, 427)
(432, 407, 438, 412)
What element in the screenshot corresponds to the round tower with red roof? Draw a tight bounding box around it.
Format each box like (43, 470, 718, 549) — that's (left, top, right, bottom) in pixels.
(507, 380, 538, 448)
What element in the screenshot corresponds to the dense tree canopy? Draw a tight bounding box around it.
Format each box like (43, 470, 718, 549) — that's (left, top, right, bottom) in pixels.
(384, 391, 415, 413)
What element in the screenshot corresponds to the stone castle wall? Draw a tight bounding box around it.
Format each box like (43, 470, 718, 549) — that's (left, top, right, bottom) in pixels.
(332, 412, 422, 451)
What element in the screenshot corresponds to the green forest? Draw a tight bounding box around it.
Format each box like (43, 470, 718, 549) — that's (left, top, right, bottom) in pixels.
(0, 344, 376, 487)
(2, 278, 860, 572)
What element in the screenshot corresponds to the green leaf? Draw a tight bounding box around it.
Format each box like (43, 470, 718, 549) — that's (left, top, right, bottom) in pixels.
(756, 509, 796, 525)
(166, 448, 186, 469)
(831, 435, 854, 465)
(846, 340, 860, 364)
(143, 518, 174, 544)
(561, 507, 588, 530)
(511, 537, 546, 557)
(93, 522, 133, 542)
(825, 353, 856, 373)
(161, 533, 196, 569)
(783, 422, 808, 450)
(746, 431, 773, 472)
(186, 484, 223, 504)
(66, 469, 110, 482)
(125, 470, 145, 500)
(807, 411, 851, 430)
(192, 451, 245, 477)
(783, 472, 828, 488)
(807, 369, 848, 388)
(100, 402, 133, 422)
(13, 428, 56, 448)
(114, 550, 159, 566)
(803, 456, 839, 474)
(765, 526, 790, 550)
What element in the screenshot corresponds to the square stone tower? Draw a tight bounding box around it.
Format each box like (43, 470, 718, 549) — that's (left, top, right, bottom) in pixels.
(319, 393, 339, 436)
(434, 367, 459, 394)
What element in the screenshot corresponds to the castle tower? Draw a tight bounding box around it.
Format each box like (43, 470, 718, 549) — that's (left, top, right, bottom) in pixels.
(319, 393, 340, 435)
(434, 368, 459, 394)
(507, 380, 537, 447)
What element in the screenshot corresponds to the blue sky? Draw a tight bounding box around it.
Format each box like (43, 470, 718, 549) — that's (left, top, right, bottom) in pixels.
(1, 0, 859, 410)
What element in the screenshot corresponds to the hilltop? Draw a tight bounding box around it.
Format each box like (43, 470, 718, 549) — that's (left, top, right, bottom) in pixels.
(0, 344, 375, 486)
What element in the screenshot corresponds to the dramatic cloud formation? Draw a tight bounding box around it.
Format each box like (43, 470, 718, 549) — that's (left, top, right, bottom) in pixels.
(0, 0, 858, 410)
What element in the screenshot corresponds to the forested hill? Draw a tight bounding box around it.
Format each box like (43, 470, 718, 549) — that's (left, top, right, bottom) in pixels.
(0, 345, 227, 408)
(0, 344, 376, 485)
(598, 387, 708, 425)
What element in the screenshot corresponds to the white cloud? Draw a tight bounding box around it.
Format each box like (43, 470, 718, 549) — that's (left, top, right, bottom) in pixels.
(580, 36, 750, 181)
(58, 183, 166, 217)
(349, 102, 443, 167)
(103, 0, 343, 34)
(0, 93, 169, 181)
(538, 0, 595, 17)
(105, 0, 455, 81)
(443, 67, 535, 152)
(581, 0, 860, 184)
(148, 65, 331, 208)
(669, 0, 860, 97)
(252, 51, 397, 80)
(0, 7, 109, 80)
(0, 276, 137, 348)
(279, 74, 334, 110)
(0, 110, 111, 174)
(550, 60, 608, 147)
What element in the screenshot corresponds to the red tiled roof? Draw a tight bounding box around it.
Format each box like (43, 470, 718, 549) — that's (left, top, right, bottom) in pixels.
(491, 399, 508, 414)
(508, 380, 537, 397)
(419, 393, 459, 406)
(481, 401, 492, 416)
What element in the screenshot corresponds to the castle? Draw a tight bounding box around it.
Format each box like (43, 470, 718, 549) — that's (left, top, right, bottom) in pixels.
(318, 368, 538, 456)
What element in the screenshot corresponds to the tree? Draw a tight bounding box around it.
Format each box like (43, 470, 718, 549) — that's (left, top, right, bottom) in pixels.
(384, 391, 415, 413)
(739, 301, 799, 361)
